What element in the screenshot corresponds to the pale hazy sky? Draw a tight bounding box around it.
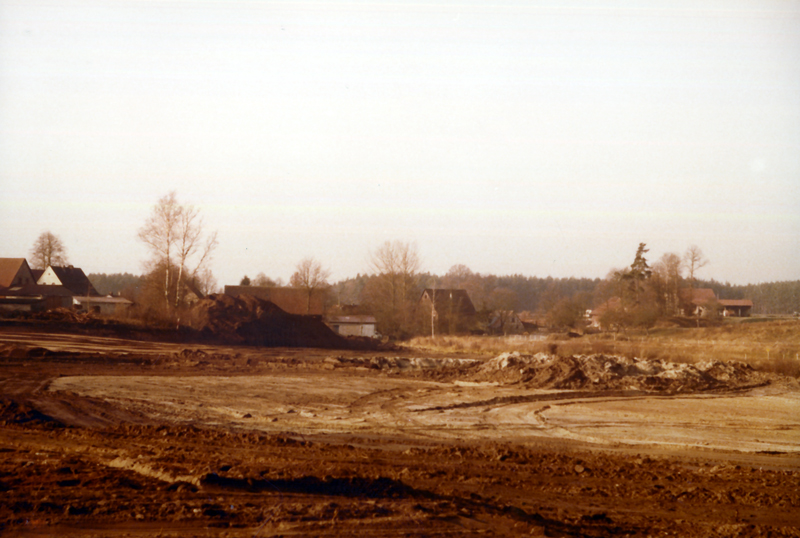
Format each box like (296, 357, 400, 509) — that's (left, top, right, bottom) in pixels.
(1, 0, 798, 286)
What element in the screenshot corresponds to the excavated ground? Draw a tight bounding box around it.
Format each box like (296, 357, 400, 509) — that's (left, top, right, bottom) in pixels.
(0, 327, 799, 537)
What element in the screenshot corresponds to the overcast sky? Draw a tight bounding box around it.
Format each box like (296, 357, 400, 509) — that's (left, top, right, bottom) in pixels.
(1, 0, 798, 287)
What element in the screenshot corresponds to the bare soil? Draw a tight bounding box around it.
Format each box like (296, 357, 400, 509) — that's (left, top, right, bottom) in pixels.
(1, 327, 799, 537)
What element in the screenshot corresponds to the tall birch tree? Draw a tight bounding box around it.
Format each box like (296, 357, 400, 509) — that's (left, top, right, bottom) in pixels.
(365, 240, 421, 338)
(137, 192, 217, 317)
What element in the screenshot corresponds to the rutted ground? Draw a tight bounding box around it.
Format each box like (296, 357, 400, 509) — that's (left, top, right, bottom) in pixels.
(1, 329, 799, 537)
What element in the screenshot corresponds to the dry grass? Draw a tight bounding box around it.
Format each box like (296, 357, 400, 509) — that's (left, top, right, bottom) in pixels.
(406, 319, 800, 378)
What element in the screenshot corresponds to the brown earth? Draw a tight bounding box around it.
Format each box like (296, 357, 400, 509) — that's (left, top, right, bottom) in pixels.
(0, 327, 799, 537)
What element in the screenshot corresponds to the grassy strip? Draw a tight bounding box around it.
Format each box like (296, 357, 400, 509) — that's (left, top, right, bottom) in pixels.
(407, 320, 800, 378)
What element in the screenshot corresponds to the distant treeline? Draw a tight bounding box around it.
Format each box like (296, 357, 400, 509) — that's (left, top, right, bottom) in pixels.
(330, 273, 800, 316)
(88, 272, 800, 315)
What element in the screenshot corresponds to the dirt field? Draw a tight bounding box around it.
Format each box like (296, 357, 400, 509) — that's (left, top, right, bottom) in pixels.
(1, 327, 799, 537)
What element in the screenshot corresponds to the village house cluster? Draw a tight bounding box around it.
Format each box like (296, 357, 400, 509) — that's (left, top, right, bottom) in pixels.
(0, 258, 133, 316)
(589, 288, 753, 329)
(223, 285, 507, 338)
(1, 255, 756, 337)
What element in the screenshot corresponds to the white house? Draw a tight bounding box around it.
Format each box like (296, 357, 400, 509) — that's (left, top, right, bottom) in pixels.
(37, 265, 99, 296)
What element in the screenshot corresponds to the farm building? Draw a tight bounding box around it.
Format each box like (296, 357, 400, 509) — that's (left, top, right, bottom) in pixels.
(0, 258, 36, 289)
(718, 299, 753, 317)
(38, 265, 100, 296)
(224, 285, 325, 316)
(0, 284, 74, 312)
(487, 310, 525, 335)
(325, 315, 377, 337)
(679, 288, 753, 317)
(419, 288, 477, 335)
(73, 295, 133, 316)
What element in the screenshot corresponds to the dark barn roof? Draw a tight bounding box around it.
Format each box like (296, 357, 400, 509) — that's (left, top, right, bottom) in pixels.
(45, 266, 100, 296)
(420, 289, 477, 318)
(224, 285, 325, 316)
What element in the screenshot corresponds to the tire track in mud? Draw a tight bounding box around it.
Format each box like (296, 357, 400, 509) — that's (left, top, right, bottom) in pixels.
(414, 389, 648, 413)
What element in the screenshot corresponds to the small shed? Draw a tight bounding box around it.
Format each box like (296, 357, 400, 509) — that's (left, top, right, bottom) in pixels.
(73, 295, 133, 316)
(719, 299, 753, 317)
(325, 315, 377, 338)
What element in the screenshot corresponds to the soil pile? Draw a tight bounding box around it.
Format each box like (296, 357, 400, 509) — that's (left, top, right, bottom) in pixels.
(188, 293, 364, 349)
(471, 352, 767, 392)
(0, 399, 63, 428)
(332, 355, 479, 371)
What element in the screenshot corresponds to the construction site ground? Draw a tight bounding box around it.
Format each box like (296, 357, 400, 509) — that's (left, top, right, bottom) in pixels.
(1, 326, 799, 537)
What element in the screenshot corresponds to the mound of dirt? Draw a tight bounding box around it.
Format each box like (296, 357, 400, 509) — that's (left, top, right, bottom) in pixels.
(0, 399, 63, 428)
(471, 352, 768, 392)
(188, 294, 372, 349)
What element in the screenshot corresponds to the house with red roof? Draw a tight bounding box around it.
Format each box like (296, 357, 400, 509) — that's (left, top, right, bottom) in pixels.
(679, 288, 753, 317)
(0, 258, 36, 289)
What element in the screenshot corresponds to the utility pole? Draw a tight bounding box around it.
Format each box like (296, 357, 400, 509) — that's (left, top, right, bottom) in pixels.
(430, 288, 436, 338)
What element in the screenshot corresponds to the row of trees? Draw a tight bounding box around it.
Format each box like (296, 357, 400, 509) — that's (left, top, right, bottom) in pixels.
(31, 191, 796, 335)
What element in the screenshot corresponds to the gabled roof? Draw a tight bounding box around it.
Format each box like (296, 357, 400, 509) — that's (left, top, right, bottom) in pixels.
(223, 285, 325, 315)
(0, 258, 35, 289)
(679, 288, 717, 305)
(181, 279, 206, 301)
(40, 266, 100, 296)
(419, 289, 477, 317)
(718, 299, 753, 307)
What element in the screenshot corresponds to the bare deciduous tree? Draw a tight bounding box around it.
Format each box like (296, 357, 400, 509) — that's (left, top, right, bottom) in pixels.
(290, 257, 331, 314)
(442, 264, 473, 288)
(365, 240, 421, 338)
(30, 231, 68, 270)
(196, 266, 219, 295)
(137, 192, 217, 319)
(174, 205, 218, 310)
(652, 252, 683, 315)
(253, 272, 279, 287)
(138, 192, 181, 312)
(683, 245, 708, 289)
